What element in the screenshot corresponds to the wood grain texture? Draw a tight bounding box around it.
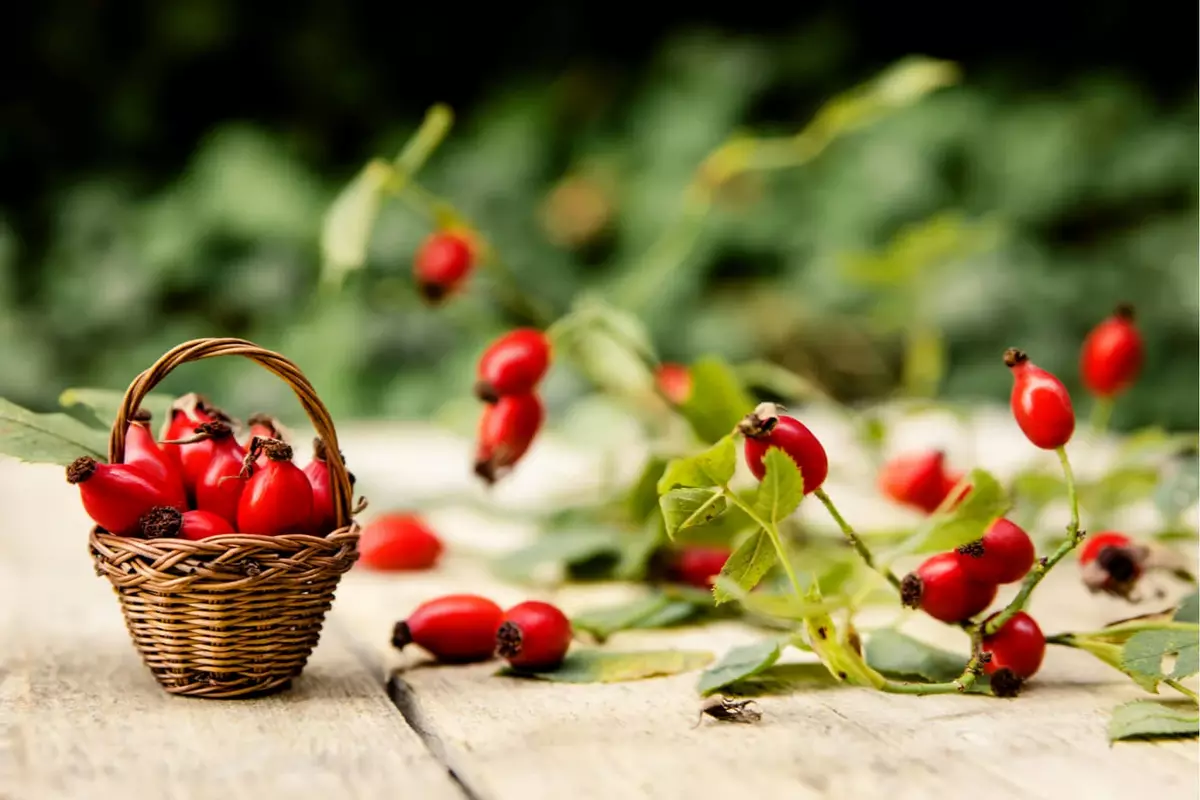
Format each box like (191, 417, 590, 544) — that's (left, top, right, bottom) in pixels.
(0, 461, 462, 800)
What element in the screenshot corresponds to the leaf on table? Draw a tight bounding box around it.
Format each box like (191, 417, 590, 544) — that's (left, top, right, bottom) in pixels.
(660, 488, 728, 539)
(613, 518, 666, 582)
(626, 456, 669, 522)
(865, 629, 967, 683)
(1109, 700, 1199, 742)
(697, 639, 783, 695)
(59, 387, 175, 430)
(677, 357, 754, 444)
(898, 468, 1009, 555)
(1174, 593, 1199, 624)
(723, 663, 840, 696)
(1121, 628, 1200, 685)
(491, 528, 620, 585)
(320, 158, 392, 287)
(718, 581, 843, 621)
(752, 448, 804, 523)
(0, 398, 108, 465)
(501, 649, 713, 683)
(657, 436, 736, 493)
(572, 595, 700, 643)
(711, 529, 776, 605)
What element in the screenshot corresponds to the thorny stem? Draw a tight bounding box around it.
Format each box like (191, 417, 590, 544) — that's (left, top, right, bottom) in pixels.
(720, 488, 805, 601)
(984, 446, 1084, 636)
(1090, 397, 1114, 435)
(813, 488, 904, 594)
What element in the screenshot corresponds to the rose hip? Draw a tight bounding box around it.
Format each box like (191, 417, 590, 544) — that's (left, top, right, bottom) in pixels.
(955, 518, 1036, 585)
(740, 404, 828, 495)
(655, 362, 692, 406)
(670, 545, 732, 589)
(140, 506, 235, 540)
(496, 601, 573, 671)
(67, 457, 182, 536)
(247, 413, 287, 470)
(236, 440, 314, 536)
(901, 552, 997, 623)
(981, 611, 1046, 696)
(1079, 531, 1148, 599)
(414, 231, 474, 303)
(160, 393, 230, 477)
(124, 409, 187, 510)
(475, 393, 544, 485)
(1081, 304, 1144, 398)
(195, 438, 248, 525)
(303, 438, 340, 534)
(474, 329, 552, 403)
(878, 451, 956, 514)
(1005, 348, 1075, 450)
(359, 513, 444, 571)
(392, 594, 505, 663)
(172, 421, 243, 497)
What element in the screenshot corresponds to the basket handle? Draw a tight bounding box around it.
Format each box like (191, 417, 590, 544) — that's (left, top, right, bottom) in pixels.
(108, 338, 354, 530)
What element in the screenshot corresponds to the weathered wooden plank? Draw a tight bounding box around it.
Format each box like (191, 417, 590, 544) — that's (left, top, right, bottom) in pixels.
(0, 461, 462, 800)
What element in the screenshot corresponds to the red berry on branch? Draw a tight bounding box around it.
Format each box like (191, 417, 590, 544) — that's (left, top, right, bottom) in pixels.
(392, 594, 505, 663)
(414, 231, 474, 303)
(901, 552, 997, 623)
(741, 405, 828, 495)
(359, 513, 444, 571)
(1078, 531, 1149, 599)
(655, 363, 693, 406)
(475, 393, 544, 485)
(878, 451, 956, 514)
(1081, 304, 1144, 398)
(981, 611, 1045, 696)
(236, 440, 314, 536)
(955, 518, 1036, 585)
(670, 545, 732, 589)
(1004, 348, 1075, 450)
(67, 457, 182, 536)
(474, 329, 552, 403)
(496, 601, 573, 671)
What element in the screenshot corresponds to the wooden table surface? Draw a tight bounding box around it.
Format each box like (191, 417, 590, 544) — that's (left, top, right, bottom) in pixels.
(3, 419, 1197, 800)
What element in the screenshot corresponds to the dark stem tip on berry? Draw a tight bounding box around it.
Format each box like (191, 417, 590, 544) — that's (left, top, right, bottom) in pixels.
(474, 458, 499, 486)
(312, 437, 328, 463)
(736, 402, 783, 439)
(989, 668, 1024, 698)
(417, 281, 449, 304)
(1097, 546, 1139, 583)
(139, 505, 182, 539)
(196, 421, 233, 438)
(1113, 302, 1135, 320)
(131, 407, 152, 423)
(262, 439, 293, 462)
(1002, 348, 1028, 368)
(900, 573, 923, 609)
(391, 621, 413, 650)
(474, 380, 500, 404)
(66, 456, 98, 484)
(956, 540, 986, 559)
(496, 621, 524, 659)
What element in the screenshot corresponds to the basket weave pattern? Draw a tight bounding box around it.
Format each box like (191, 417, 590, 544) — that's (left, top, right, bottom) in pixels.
(88, 338, 360, 699)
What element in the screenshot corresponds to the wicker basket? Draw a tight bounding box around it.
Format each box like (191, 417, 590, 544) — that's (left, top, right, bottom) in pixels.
(89, 338, 360, 699)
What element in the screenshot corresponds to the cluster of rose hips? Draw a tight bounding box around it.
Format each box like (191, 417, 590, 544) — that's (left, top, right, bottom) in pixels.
(68, 393, 341, 540)
(393, 594, 573, 672)
(472, 328, 552, 484)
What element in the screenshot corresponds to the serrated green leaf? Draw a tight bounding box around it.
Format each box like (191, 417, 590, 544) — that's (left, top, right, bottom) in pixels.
(59, 387, 175, 431)
(1109, 700, 1199, 742)
(1175, 593, 1199, 624)
(1122, 628, 1200, 685)
(697, 640, 782, 695)
(660, 488, 728, 539)
(0, 398, 108, 465)
(320, 158, 392, 286)
(896, 468, 1009, 555)
(865, 630, 967, 683)
(572, 595, 700, 643)
(657, 436, 736, 493)
(500, 648, 713, 683)
(677, 358, 754, 444)
(752, 447, 804, 523)
(1066, 636, 1161, 692)
(722, 663, 839, 696)
(712, 529, 776, 605)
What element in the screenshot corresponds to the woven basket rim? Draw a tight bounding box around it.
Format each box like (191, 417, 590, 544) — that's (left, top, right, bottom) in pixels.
(90, 524, 360, 555)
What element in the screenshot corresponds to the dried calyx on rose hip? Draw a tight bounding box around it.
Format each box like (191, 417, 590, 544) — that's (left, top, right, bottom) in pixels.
(236, 439, 314, 536)
(160, 393, 233, 472)
(878, 450, 964, 514)
(414, 230, 474, 303)
(1004, 348, 1075, 450)
(247, 413, 288, 470)
(981, 611, 1046, 697)
(138, 505, 235, 540)
(901, 552, 997, 623)
(955, 518, 1036, 585)
(1081, 303, 1144, 399)
(474, 328, 552, 403)
(738, 402, 829, 495)
(496, 601, 573, 671)
(67, 456, 184, 536)
(359, 512, 444, 571)
(474, 393, 544, 485)
(1078, 531, 1150, 600)
(392, 594, 505, 663)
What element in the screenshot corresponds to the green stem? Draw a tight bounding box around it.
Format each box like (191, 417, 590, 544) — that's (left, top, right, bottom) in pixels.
(881, 623, 986, 696)
(1165, 679, 1199, 703)
(721, 490, 805, 600)
(985, 446, 1083, 635)
(1090, 397, 1114, 434)
(393, 104, 453, 180)
(813, 488, 903, 594)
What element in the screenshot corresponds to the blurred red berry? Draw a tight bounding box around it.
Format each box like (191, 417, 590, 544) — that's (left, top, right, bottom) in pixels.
(475, 329, 552, 402)
(360, 513, 444, 571)
(414, 231, 474, 303)
(655, 363, 692, 405)
(1081, 304, 1144, 398)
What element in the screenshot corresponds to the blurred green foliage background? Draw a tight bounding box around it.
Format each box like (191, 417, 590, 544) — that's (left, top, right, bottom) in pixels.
(4, 5, 1197, 430)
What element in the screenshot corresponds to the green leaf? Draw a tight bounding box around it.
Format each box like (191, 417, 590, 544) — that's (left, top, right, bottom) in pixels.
(613, 518, 666, 582)
(801, 586, 885, 689)
(865, 630, 967, 683)
(1109, 700, 1199, 742)
(491, 529, 620, 585)
(721, 663, 840, 696)
(677, 358, 754, 444)
(1067, 636, 1160, 692)
(626, 456, 668, 522)
(1122, 628, 1200, 685)
(500, 649, 713, 683)
(752, 447, 804, 523)
(1079, 467, 1160, 516)
(657, 436, 736, 493)
(711, 529, 776, 605)
(59, 387, 175, 430)
(1174, 593, 1199, 624)
(320, 159, 391, 287)
(697, 640, 782, 695)
(572, 595, 700, 643)
(714, 581, 844, 621)
(1156, 459, 1199, 526)
(0, 398, 108, 465)
(898, 468, 1009, 555)
(659, 488, 728, 539)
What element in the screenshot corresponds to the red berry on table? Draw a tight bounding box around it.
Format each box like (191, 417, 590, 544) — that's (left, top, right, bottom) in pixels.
(878, 451, 956, 514)
(740, 404, 828, 495)
(1004, 348, 1075, 450)
(392, 594, 505, 663)
(901, 552, 998, 623)
(981, 611, 1046, 696)
(475, 393, 544, 485)
(194, 438, 248, 525)
(955, 518, 1036, 585)
(474, 328, 552, 403)
(1078, 531, 1149, 599)
(124, 410, 188, 510)
(414, 230, 474, 303)
(359, 513, 444, 571)
(496, 601, 573, 671)
(655, 363, 692, 406)
(670, 545, 732, 589)
(1081, 304, 1144, 398)
(236, 440, 314, 536)
(67, 457, 182, 536)
(303, 438, 340, 534)
(139, 506, 235, 540)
